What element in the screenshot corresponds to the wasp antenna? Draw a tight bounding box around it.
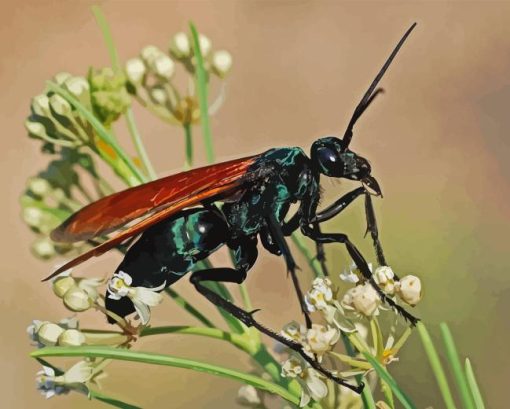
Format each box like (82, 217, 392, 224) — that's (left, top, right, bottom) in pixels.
(342, 22, 417, 149)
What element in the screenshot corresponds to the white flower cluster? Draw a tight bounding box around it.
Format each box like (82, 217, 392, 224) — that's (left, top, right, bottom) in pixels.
(125, 31, 232, 127)
(52, 269, 103, 312)
(107, 271, 166, 325)
(27, 317, 86, 348)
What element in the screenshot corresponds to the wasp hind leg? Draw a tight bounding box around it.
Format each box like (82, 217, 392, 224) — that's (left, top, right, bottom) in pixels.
(189, 266, 362, 392)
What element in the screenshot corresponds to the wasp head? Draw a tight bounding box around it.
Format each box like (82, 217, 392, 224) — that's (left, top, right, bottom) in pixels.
(311, 136, 382, 196)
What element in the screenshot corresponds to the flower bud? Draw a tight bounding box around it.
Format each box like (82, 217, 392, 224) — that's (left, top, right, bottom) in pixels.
(49, 94, 72, 117)
(237, 385, 261, 407)
(27, 177, 52, 197)
(25, 120, 48, 140)
(153, 54, 175, 79)
(396, 275, 422, 306)
(32, 94, 51, 117)
(169, 32, 191, 59)
(125, 58, 146, 85)
(211, 50, 232, 78)
(150, 87, 167, 105)
(63, 76, 89, 99)
(31, 238, 56, 259)
(374, 266, 396, 295)
(52, 276, 76, 298)
(23, 206, 44, 227)
(54, 72, 72, 85)
(58, 329, 86, 346)
(141, 45, 163, 66)
(198, 34, 212, 57)
(38, 323, 64, 346)
(352, 284, 380, 317)
(63, 286, 92, 312)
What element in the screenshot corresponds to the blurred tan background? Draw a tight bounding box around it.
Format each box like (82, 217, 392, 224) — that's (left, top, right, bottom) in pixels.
(2, 0, 510, 408)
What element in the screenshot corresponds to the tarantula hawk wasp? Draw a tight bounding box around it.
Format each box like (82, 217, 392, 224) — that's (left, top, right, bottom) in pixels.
(45, 23, 418, 392)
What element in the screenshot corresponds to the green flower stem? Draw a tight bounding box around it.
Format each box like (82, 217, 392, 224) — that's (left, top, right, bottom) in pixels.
(91, 6, 120, 70)
(140, 325, 250, 351)
(183, 123, 193, 169)
(92, 5, 157, 181)
(125, 109, 157, 180)
(381, 379, 396, 409)
(47, 82, 146, 186)
(362, 351, 417, 409)
(290, 232, 323, 278)
(189, 22, 215, 164)
(31, 346, 301, 406)
(341, 334, 376, 409)
(89, 390, 141, 409)
(165, 288, 215, 328)
(465, 358, 486, 409)
(440, 323, 476, 409)
(328, 352, 372, 370)
(83, 331, 129, 346)
(416, 322, 457, 409)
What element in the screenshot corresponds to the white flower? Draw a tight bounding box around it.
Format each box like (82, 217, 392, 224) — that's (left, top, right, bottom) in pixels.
(36, 361, 95, 399)
(305, 278, 333, 312)
(304, 324, 340, 361)
(211, 50, 232, 78)
(107, 271, 166, 325)
(36, 366, 68, 399)
(298, 368, 328, 407)
(281, 356, 303, 378)
(342, 284, 381, 317)
(395, 275, 422, 306)
(374, 266, 396, 295)
(340, 261, 372, 283)
(281, 358, 329, 407)
(281, 321, 305, 342)
(237, 385, 261, 407)
(125, 58, 146, 85)
(52, 275, 75, 298)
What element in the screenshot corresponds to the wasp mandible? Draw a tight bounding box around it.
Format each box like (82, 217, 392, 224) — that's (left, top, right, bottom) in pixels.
(46, 23, 418, 392)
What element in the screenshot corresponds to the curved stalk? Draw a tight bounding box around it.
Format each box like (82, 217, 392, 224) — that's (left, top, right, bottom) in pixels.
(31, 346, 301, 406)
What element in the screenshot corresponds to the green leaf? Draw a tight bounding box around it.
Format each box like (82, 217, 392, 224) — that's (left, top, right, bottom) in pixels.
(31, 346, 300, 406)
(464, 358, 486, 409)
(362, 351, 417, 409)
(89, 390, 141, 409)
(189, 22, 215, 164)
(416, 322, 457, 409)
(440, 323, 475, 409)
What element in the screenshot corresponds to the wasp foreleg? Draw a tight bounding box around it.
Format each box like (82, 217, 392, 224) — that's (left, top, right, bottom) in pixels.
(266, 215, 312, 329)
(302, 228, 419, 326)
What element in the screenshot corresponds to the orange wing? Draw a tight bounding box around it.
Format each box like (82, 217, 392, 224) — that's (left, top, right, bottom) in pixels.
(44, 156, 258, 281)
